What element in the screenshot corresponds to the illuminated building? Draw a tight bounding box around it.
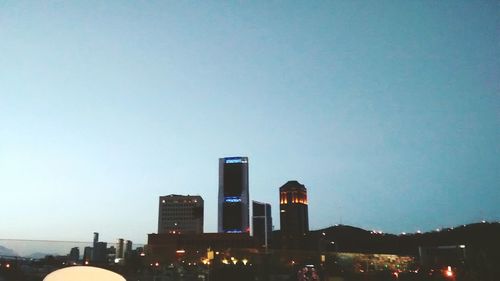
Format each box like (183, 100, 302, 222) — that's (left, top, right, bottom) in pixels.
(252, 201, 272, 249)
(218, 157, 250, 233)
(158, 195, 204, 234)
(279, 180, 309, 248)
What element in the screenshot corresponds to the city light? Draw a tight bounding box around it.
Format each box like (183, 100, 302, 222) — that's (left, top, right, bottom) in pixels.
(224, 196, 242, 203)
(445, 266, 454, 278)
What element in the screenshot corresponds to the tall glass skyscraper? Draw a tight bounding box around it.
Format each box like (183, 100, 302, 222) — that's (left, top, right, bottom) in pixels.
(218, 157, 249, 233)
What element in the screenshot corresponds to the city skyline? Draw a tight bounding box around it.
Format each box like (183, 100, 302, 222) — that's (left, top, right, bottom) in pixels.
(1, 1, 499, 244)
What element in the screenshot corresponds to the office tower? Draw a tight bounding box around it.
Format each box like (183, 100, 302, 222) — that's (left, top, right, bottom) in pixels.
(90, 232, 107, 263)
(92, 242, 108, 263)
(93, 232, 99, 247)
(83, 247, 93, 263)
(279, 180, 309, 237)
(125, 240, 133, 257)
(158, 195, 204, 234)
(116, 238, 125, 259)
(252, 201, 272, 249)
(218, 157, 250, 233)
(69, 247, 80, 262)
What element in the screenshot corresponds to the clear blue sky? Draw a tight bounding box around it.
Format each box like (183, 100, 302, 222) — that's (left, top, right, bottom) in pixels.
(1, 1, 498, 244)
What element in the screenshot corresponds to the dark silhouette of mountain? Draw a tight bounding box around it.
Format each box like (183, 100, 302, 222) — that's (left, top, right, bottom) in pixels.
(29, 252, 56, 259)
(272, 222, 500, 256)
(0, 245, 18, 257)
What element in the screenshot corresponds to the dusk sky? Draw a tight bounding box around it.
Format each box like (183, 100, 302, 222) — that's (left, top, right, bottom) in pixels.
(1, 1, 499, 244)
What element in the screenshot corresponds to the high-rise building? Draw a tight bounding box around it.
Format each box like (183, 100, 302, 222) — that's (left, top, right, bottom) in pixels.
(279, 181, 309, 240)
(93, 232, 99, 247)
(68, 247, 80, 262)
(92, 242, 108, 264)
(83, 247, 93, 263)
(252, 201, 272, 249)
(125, 240, 133, 257)
(116, 238, 125, 259)
(158, 194, 204, 234)
(218, 157, 250, 233)
(90, 232, 107, 264)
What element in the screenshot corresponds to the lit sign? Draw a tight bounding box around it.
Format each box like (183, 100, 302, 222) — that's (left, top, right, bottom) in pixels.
(225, 157, 248, 164)
(224, 197, 242, 203)
(226, 229, 243, 233)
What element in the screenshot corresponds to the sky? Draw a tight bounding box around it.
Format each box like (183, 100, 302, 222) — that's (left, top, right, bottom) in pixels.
(1, 1, 499, 245)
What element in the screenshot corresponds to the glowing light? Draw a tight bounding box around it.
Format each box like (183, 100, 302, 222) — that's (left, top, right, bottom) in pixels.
(459, 245, 466, 248)
(155, 262, 159, 267)
(224, 197, 241, 203)
(6, 263, 10, 269)
(84, 261, 89, 265)
(222, 258, 229, 264)
(140, 252, 146, 256)
(242, 258, 248, 265)
(225, 157, 247, 164)
(176, 249, 186, 254)
(445, 266, 453, 277)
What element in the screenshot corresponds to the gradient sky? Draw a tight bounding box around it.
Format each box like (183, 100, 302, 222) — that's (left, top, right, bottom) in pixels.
(1, 1, 499, 244)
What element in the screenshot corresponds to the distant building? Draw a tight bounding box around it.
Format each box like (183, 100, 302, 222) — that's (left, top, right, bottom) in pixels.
(419, 245, 467, 268)
(68, 247, 80, 262)
(90, 232, 107, 264)
(279, 180, 309, 249)
(218, 157, 250, 233)
(83, 247, 92, 263)
(116, 238, 125, 259)
(158, 194, 204, 234)
(252, 201, 272, 249)
(125, 240, 133, 257)
(93, 232, 99, 246)
(92, 242, 107, 264)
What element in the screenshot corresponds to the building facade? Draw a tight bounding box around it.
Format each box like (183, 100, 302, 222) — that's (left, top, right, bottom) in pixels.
(158, 194, 204, 234)
(279, 180, 309, 248)
(218, 157, 250, 233)
(116, 238, 125, 259)
(147, 232, 256, 263)
(252, 201, 272, 249)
